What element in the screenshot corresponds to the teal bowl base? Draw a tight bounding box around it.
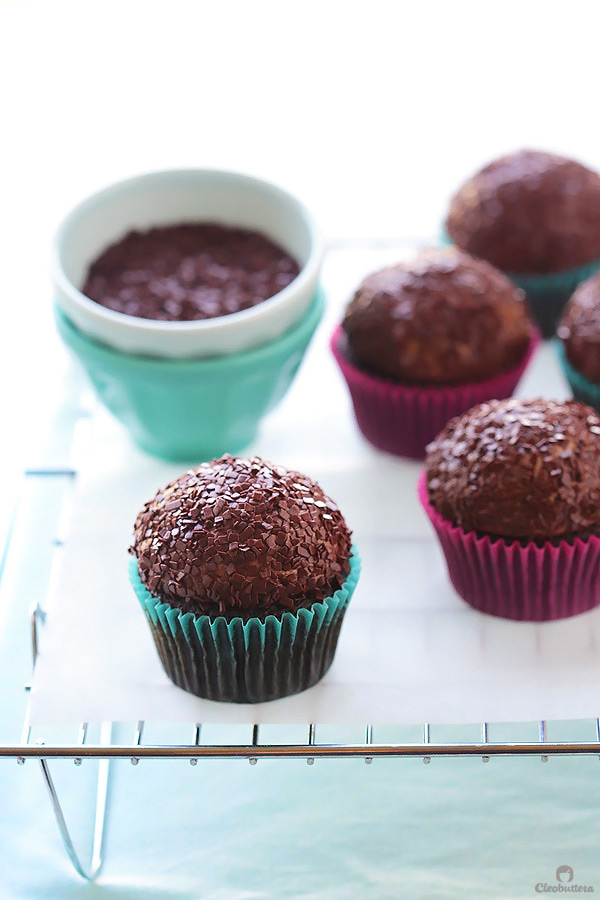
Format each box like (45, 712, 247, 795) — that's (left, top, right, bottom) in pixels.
(134, 429, 259, 463)
(55, 290, 324, 462)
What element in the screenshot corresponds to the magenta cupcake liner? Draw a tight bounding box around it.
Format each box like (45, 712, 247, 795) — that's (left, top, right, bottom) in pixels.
(418, 473, 600, 621)
(330, 327, 540, 459)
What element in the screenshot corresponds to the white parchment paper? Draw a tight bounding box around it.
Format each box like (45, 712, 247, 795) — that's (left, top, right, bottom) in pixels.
(29, 250, 600, 725)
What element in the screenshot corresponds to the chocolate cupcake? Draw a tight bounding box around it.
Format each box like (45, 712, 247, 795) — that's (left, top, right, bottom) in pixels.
(445, 150, 600, 337)
(330, 247, 538, 459)
(557, 271, 600, 411)
(129, 455, 360, 702)
(419, 397, 600, 620)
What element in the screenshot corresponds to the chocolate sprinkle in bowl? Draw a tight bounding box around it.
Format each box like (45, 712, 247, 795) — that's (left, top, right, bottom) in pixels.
(81, 223, 300, 323)
(52, 169, 323, 359)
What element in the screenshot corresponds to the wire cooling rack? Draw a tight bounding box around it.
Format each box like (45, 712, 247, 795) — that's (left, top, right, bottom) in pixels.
(2, 240, 600, 882)
(0, 464, 599, 881)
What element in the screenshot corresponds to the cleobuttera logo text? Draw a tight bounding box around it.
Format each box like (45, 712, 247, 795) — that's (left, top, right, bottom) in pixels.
(535, 886, 594, 894)
(535, 867, 594, 893)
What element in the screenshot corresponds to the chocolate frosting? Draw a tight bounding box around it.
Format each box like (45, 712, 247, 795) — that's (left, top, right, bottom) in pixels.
(82, 223, 299, 321)
(341, 248, 532, 385)
(446, 150, 600, 274)
(131, 455, 352, 617)
(558, 271, 600, 383)
(426, 398, 600, 541)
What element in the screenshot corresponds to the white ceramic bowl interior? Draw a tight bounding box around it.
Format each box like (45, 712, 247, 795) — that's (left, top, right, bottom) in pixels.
(52, 169, 323, 358)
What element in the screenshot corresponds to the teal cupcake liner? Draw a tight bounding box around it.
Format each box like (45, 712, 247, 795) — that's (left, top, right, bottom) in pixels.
(555, 340, 600, 411)
(129, 548, 361, 703)
(509, 260, 600, 339)
(440, 228, 600, 339)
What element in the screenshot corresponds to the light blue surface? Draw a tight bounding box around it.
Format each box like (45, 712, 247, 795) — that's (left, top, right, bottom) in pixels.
(1, 479, 600, 898)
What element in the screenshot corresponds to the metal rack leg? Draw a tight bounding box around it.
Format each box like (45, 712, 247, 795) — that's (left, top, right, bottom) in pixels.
(39, 722, 112, 881)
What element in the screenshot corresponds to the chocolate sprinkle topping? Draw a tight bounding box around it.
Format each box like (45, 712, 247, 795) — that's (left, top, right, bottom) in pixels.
(446, 150, 600, 275)
(341, 247, 532, 385)
(131, 455, 352, 617)
(426, 398, 600, 541)
(82, 223, 299, 321)
(558, 271, 600, 384)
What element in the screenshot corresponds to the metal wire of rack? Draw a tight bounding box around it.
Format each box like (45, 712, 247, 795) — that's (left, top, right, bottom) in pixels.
(1, 472, 599, 880)
(1, 326, 600, 882)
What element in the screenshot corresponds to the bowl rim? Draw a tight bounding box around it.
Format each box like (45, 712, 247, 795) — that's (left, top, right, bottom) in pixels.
(54, 288, 325, 373)
(51, 167, 324, 338)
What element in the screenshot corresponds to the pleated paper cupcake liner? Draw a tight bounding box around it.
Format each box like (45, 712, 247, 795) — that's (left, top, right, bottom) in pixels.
(439, 227, 600, 339)
(418, 474, 600, 621)
(129, 549, 361, 703)
(330, 326, 540, 460)
(509, 261, 600, 339)
(556, 340, 600, 412)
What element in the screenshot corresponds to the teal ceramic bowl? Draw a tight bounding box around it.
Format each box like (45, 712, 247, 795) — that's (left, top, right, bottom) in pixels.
(55, 289, 324, 461)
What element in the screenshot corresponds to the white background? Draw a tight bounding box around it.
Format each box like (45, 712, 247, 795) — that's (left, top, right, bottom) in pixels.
(3, 0, 600, 477)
